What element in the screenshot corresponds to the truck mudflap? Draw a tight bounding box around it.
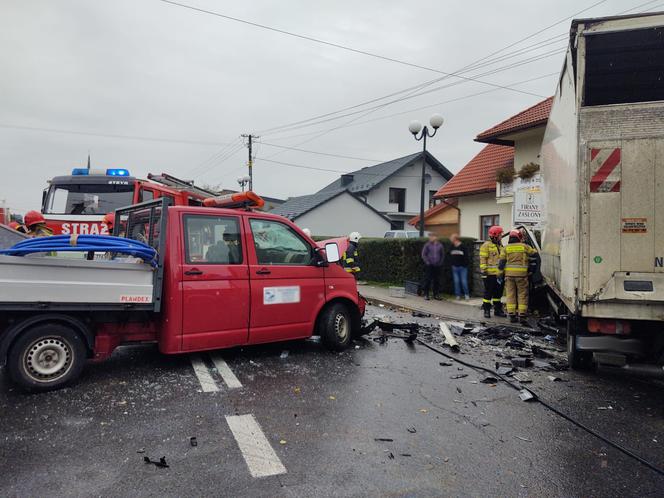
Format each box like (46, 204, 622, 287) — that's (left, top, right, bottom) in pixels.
(576, 335, 645, 357)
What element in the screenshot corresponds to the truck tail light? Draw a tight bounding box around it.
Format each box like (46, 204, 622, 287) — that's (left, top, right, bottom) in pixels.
(587, 318, 631, 335)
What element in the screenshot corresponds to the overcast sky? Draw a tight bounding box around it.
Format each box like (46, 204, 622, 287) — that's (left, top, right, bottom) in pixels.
(0, 0, 653, 212)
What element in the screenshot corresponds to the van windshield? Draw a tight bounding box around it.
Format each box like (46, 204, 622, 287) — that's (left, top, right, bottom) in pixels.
(44, 183, 134, 215)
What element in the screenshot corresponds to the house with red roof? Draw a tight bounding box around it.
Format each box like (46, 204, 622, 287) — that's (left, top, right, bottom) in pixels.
(411, 97, 552, 240)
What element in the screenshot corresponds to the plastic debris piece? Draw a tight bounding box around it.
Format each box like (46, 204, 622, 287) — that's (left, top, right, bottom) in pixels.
(439, 361, 453, 367)
(450, 374, 468, 379)
(531, 345, 554, 359)
(279, 439, 287, 445)
(328, 395, 336, 400)
(547, 375, 562, 382)
(544, 335, 556, 342)
(511, 357, 532, 368)
(412, 311, 431, 318)
(374, 438, 394, 442)
(439, 322, 460, 351)
(419, 409, 428, 414)
(136, 448, 145, 454)
(293, 387, 301, 394)
(516, 436, 532, 442)
(597, 406, 614, 410)
(280, 350, 289, 359)
(144, 456, 169, 468)
(388, 452, 395, 460)
(513, 373, 532, 383)
(480, 376, 498, 384)
(407, 427, 417, 434)
(496, 366, 513, 376)
(190, 437, 198, 447)
(518, 389, 536, 402)
(400, 453, 412, 457)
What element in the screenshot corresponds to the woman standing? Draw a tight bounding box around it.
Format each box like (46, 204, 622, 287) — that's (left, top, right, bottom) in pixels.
(448, 234, 470, 300)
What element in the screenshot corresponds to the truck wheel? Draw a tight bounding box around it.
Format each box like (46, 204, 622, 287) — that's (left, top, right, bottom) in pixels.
(567, 321, 593, 370)
(320, 303, 352, 352)
(7, 323, 87, 392)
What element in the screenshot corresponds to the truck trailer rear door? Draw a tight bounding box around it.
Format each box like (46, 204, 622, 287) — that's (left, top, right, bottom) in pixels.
(180, 213, 250, 350)
(585, 139, 664, 297)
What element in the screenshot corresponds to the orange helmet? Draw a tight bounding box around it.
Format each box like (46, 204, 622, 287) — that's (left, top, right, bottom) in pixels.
(509, 229, 523, 241)
(103, 212, 115, 229)
(8, 221, 19, 230)
(24, 210, 45, 228)
(488, 225, 503, 239)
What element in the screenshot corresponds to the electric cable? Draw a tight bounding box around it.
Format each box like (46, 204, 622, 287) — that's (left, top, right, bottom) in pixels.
(414, 339, 664, 477)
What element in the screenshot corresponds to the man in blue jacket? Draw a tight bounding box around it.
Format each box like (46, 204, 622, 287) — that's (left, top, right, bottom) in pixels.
(421, 233, 444, 300)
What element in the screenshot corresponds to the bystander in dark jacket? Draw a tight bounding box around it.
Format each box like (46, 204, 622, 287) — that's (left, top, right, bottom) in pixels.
(421, 234, 444, 300)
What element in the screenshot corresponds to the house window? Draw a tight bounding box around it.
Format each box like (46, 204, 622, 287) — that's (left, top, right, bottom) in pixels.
(480, 215, 500, 240)
(429, 190, 438, 208)
(389, 188, 406, 212)
(390, 220, 404, 230)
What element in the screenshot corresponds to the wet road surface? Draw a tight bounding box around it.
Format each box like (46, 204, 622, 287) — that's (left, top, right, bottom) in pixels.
(0, 305, 663, 497)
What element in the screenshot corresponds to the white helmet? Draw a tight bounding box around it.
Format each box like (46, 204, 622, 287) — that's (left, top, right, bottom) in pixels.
(349, 231, 361, 243)
(302, 228, 312, 237)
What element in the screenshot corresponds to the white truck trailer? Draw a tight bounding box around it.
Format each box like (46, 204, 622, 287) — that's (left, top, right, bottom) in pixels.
(541, 12, 664, 374)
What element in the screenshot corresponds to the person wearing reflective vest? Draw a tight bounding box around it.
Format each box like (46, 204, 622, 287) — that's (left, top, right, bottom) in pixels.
(479, 225, 507, 319)
(342, 232, 361, 277)
(24, 210, 53, 238)
(504, 229, 538, 324)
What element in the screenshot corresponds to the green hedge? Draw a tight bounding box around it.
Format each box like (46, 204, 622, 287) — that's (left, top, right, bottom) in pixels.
(356, 237, 476, 294)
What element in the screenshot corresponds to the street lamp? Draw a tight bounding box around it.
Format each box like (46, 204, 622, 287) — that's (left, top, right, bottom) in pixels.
(237, 175, 251, 192)
(409, 114, 444, 236)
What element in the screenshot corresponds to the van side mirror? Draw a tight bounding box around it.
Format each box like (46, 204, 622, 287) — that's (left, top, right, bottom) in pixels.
(324, 242, 341, 263)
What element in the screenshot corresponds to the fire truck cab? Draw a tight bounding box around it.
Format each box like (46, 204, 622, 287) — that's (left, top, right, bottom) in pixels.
(41, 168, 216, 235)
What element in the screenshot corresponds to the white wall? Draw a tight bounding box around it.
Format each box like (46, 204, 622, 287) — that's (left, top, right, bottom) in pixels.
(458, 193, 513, 239)
(295, 192, 391, 237)
(513, 128, 544, 169)
(364, 158, 447, 215)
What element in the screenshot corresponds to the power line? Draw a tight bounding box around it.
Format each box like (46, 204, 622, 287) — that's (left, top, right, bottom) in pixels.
(0, 123, 229, 146)
(258, 142, 384, 162)
(253, 0, 608, 136)
(158, 0, 545, 99)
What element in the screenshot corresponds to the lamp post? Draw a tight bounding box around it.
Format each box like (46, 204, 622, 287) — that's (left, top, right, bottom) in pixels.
(237, 175, 251, 192)
(409, 114, 444, 237)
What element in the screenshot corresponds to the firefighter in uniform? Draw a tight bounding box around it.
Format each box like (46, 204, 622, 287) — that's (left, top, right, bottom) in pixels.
(504, 229, 538, 324)
(479, 225, 507, 319)
(103, 212, 115, 235)
(24, 210, 53, 238)
(342, 231, 361, 277)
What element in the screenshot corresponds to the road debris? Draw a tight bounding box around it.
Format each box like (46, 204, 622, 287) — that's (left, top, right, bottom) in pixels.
(516, 436, 532, 442)
(439, 361, 453, 367)
(143, 456, 169, 468)
(547, 375, 563, 382)
(450, 374, 468, 379)
(190, 437, 197, 447)
(374, 438, 394, 442)
(518, 389, 536, 402)
(513, 373, 532, 383)
(439, 322, 459, 351)
(280, 350, 289, 359)
(480, 376, 498, 384)
(407, 427, 417, 434)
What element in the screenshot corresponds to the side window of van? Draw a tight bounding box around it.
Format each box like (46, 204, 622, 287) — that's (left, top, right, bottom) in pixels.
(184, 215, 243, 265)
(249, 219, 312, 265)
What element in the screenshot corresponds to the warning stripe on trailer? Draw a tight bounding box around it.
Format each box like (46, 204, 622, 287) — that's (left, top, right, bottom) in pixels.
(590, 147, 621, 193)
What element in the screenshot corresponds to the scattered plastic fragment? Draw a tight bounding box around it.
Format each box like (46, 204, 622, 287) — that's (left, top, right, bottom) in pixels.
(412, 311, 431, 318)
(144, 456, 169, 468)
(190, 437, 197, 447)
(518, 389, 536, 402)
(419, 409, 428, 414)
(496, 366, 513, 376)
(279, 439, 287, 445)
(516, 435, 532, 442)
(328, 395, 336, 400)
(598, 406, 614, 410)
(511, 357, 532, 368)
(400, 453, 412, 457)
(532, 345, 554, 359)
(513, 373, 532, 383)
(439, 361, 453, 367)
(450, 374, 468, 379)
(480, 376, 498, 384)
(280, 350, 289, 359)
(388, 452, 395, 460)
(547, 375, 562, 382)
(407, 427, 417, 434)
(544, 335, 556, 342)
(374, 438, 394, 442)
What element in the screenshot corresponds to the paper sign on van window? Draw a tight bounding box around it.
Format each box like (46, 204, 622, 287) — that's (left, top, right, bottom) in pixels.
(263, 286, 301, 305)
(622, 218, 647, 233)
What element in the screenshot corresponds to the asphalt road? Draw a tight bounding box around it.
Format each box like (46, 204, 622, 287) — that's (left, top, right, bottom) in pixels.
(0, 305, 663, 497)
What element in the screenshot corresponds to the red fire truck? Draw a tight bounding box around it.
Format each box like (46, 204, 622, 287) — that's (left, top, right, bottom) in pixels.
(41, 168, 217, 235)
(0, 196, 366, 391)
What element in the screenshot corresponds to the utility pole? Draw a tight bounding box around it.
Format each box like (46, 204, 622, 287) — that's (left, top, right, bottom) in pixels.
(241, 134, 259, 191)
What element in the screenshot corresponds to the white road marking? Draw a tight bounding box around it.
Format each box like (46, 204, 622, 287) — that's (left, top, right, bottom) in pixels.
(226, 414, 287, 478)
(210, 354, 243, 389)
(190, 355, 219, 392)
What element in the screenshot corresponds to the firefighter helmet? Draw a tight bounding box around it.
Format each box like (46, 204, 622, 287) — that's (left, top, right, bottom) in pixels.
(509, 229, 523, 241)
(8, 221, 20, 230)
(488, 225, 503, 239)
(103, 212, 115, 229)
(349, 231, 361, 243)
(24, 210, 45, 228)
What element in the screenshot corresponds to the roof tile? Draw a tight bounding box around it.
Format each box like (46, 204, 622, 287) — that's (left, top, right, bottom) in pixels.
(435, 144, 514, 198)
(476, 96, 553, 143)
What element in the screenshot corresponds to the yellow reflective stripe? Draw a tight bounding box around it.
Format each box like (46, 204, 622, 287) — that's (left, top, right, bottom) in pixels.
(482, 299, 491, 304)
(506, 245, 526, 253)
(345, 258, 355, 263)
(479, 264, 488, 269)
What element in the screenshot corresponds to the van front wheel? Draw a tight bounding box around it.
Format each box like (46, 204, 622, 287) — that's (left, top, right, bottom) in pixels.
(320, 303, 352, 352)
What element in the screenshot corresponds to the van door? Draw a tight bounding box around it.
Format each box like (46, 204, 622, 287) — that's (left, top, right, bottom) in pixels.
(181, 213, 250, 351)
(246, 217, 325, 344)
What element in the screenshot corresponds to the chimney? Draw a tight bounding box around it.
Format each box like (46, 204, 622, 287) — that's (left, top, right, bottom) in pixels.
(341, 174, 354, 186)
